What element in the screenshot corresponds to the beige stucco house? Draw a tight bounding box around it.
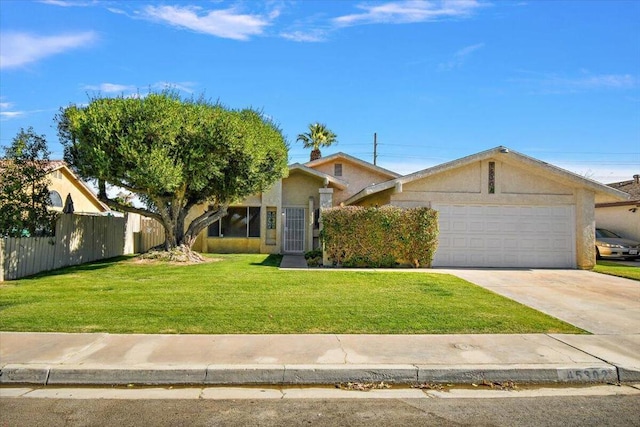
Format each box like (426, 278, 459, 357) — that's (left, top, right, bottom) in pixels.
(595, 174, 640, 241)
(192, 147, 627, 269)
(46, 161, 110, 214)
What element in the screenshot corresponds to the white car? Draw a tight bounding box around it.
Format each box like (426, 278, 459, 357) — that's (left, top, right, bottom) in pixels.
(595, 228, 640, 260)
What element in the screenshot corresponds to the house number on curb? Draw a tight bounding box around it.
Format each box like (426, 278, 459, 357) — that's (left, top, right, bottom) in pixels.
(562, 369, 612, 381)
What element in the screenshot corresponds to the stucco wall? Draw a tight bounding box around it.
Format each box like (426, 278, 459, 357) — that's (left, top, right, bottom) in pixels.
(596, 205, 640, 241)
(403, 162, 482, 193)
(501, 163, 573, 195)
(384, 158, 595, 269)
(282, 172, 322, 207)
(354, 189, 392, 207)
(206, 238, 261, 253)
(48, 169, 105, 213)
(392, 160, 575, 206)
(312, 159, 395, 204)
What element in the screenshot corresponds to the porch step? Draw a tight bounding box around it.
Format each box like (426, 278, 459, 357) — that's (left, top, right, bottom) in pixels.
(279, 255, 308, 269)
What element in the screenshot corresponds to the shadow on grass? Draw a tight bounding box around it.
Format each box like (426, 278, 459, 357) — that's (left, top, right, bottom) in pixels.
(250, 254, 283, 267)
(23, 256, 134, 280)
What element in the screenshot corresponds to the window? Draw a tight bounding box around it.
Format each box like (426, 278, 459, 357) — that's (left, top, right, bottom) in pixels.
(49, 191, 63, 208)
(267, 210, 277, 230)
(488, 161, 495, 194)
(334, 163, 343, 177)
(314, 208, 320, 229)
(208, 207, 260, 238)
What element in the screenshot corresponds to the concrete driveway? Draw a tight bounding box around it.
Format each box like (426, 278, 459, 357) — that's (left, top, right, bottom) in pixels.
(439, 269, 640, 335)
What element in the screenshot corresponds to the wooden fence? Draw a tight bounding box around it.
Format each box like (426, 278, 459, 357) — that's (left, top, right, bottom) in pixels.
(0, 213, 165, 281)
(124, 213, 165, 254)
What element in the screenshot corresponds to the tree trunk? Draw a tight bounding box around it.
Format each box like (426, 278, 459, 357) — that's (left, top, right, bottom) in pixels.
(310, 149, 321, 161)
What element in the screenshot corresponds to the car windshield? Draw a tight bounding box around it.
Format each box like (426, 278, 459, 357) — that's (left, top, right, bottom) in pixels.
(596, 229, 621, 238)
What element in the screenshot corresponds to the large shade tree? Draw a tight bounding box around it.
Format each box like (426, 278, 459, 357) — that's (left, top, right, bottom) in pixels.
(57, 92, 289, 257)
(296, 123, 337, 161)
(0, 127, 57, 237)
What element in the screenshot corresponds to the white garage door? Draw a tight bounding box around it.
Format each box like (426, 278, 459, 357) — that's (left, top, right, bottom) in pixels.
(432, 204, 576, 268)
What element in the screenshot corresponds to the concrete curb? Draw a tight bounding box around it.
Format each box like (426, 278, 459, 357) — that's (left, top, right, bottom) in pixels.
(0, 363, 625, 386)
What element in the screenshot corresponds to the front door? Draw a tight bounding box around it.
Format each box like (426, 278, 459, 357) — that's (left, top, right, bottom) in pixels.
(283, 208, 305, 253)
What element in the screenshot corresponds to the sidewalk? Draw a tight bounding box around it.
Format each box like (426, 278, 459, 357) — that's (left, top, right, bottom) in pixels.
(1, 332, 638, 386)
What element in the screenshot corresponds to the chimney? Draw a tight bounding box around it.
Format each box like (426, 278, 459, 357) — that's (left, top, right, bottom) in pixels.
(634, 174, 640, 184)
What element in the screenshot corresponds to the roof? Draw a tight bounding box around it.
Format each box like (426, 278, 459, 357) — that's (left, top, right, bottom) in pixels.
(46, 161, 110, 212)
(606, 175, 640, 199)
(344, 146, 629, 205)
(287, 163, 349, 190)
(305, 152, 400, 179)
(596, 175, 640, 208)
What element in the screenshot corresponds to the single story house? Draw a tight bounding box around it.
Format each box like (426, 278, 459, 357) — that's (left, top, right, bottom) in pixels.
(595, 174, 640, 241)
(191, 147, 628, 269)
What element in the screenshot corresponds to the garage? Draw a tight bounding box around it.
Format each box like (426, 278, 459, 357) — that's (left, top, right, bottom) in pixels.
(432, 204, 576, 268)
(346, 147, 629, 269)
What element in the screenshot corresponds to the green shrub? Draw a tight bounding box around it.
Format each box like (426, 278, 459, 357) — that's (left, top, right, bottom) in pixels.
(304, 248, 323, 267)
(320, 206, 438, 268)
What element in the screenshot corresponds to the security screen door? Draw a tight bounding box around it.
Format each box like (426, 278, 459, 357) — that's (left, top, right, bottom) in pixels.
(283, 208, 305, 253)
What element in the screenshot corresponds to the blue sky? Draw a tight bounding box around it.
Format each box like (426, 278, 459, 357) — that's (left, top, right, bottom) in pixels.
(1, 0, 639, 183)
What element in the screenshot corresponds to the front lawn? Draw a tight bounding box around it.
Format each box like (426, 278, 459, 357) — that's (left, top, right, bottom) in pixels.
(0, 254, 582, 334)
(594, 261, 640, 281)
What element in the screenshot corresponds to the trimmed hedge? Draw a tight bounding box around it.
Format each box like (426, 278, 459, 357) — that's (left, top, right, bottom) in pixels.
(320, 206, 439, 268)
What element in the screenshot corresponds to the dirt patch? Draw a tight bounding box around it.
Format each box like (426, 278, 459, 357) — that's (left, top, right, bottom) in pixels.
(133, 252, 224, 266)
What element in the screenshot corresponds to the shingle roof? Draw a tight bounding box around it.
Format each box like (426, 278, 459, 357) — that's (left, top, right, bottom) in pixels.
(606, 175, 640, 199)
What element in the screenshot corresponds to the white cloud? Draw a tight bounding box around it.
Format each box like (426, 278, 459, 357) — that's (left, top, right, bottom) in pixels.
(84, 83, 137, 93)
(438, 42, 484, 70)
(333, 0, 484, 26)
(0, 111, 25, 120)
(142, 5, 272, 40)
(153, 81, 198, 94)
(83, 82, 198, 95)
(280, 29, 328, 42)
(0, 31, 97, 69)
(568, 74, 637, 89)
(514, 71, 638, 93)
(0, 99, 24, 120)
(39, 0, 98, 7)
(107, 7, 127, 15)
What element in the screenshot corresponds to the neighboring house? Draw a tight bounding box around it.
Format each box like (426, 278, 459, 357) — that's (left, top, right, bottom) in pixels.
(191, 147, 627, 269)
(595, 174, 640, 241)
(45, 161, 110, 214)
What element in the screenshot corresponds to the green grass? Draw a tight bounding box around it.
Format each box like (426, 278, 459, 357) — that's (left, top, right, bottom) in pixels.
(0, 254, 583, 334)
(593, 261, 640, 281)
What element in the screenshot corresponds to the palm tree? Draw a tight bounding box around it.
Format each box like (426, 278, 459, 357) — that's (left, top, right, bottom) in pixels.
(297, 123, 337, 161)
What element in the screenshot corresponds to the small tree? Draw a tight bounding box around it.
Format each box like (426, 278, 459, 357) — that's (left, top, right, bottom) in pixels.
(57, 91, 289, 259)
(297, 123, 337, 161)
(0, 127, 57, 237)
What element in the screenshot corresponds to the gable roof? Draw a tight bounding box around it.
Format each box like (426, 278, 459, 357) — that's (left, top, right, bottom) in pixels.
(46, 161, 110, 212)
(305, 152, 400, 179)
(287, 163, 348, 190)
(345, 146, 629, 205)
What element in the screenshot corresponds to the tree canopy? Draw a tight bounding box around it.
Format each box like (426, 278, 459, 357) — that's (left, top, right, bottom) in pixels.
(57, 92, 289, 253)
(0, 127, 57, 237)
(296, 123, 337, 161)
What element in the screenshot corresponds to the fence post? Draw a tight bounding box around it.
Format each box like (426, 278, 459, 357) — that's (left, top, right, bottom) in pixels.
(0, 238, 5, 282)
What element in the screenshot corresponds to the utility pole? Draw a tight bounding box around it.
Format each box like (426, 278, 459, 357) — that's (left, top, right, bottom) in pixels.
(373, 132, 377, 166)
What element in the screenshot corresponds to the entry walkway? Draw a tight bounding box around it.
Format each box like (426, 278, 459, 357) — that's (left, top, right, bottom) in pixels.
(279, 255, 308, 269)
